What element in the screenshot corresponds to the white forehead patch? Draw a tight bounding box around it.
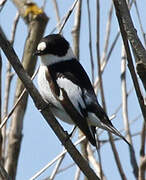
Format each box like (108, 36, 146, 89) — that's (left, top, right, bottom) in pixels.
(37, 42, 46, 51)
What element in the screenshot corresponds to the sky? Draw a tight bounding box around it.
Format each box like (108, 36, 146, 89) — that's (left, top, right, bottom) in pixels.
(1, 0, 145, 180)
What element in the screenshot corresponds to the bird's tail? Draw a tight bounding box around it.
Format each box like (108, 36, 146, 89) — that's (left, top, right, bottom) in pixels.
(102, 123, 131, 146)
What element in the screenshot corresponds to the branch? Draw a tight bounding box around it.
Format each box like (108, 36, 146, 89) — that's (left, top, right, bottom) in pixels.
(112, 0, 146, 90)
(121, 45, 138, 178)
(0, 161, 11, 180)
(87, 0, 94, 83)
(0, 26, 100, 180)
(2, 12, 19, 160)
(3, 1, 48, 178)
(58, 0, 79, 34)
(74, 167, 81, 180)
(71, 0, 82, 59)
(0, 52, 2, 158)
(49, 148, 65, 180)
(139, 122, 146, 180)
(112, 0, 146, 122)
(87, 145, 106, 180)
(51, 0, 61, 31)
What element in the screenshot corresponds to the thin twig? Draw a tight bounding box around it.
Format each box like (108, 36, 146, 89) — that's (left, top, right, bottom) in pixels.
(2, 12, 20, 159)
(87, 145, 106, 180)
(87, 0, 94, 83)
(94, 31, 120, 94)
(121, 45, 138, 178)
(29, 136, 86, 180)
(0, 53, 1, 120)
(139, 122, 146, 180)
(74, 167, 81, 180)
(0, 68, 39, 130)
(121, 45, 131, 139)
(55, 130, 141, 177)
(101, 3, 113, 64)
(49, 149, 66, 180)
(0, 52, 2, 158)
(94, 0, 135, 93)
(113, 0, 146, 121)
(95, 5, 128, 176)
(71, 0, 82, 59)
(30, 112, 116, 179)
(109, 133, 127, 180)
(30, 112, 140, 180)
(58, 0, 79, 34)
(51, 0, 61, 31)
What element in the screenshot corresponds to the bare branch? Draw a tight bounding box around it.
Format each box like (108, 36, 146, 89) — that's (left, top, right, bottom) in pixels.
(0, 53, 1, 120)
(49, 149, 66, 180)
(0, 68, 39, 130)
(87, 144, 106, 180)
(0, 161, 11, 180)
(58, 0, 79, 34)
(113, 0, 146, 123)
(139, 122, 146, 180)
(94, 0, 135, 93)
(51, 0, 61, 31)
(112, 0, 146, 90)
(139, 155, 146, 180)
(74, 167, 81, 180)
(72, 0, 82, 59)
(87, 0, 94, 83)
(94, 31, 120, 94)
(2, 12, 19, 160)
(108, 133, 127, 180)
(0, 52, 2, 158)
(101, 3, 113, 62)
(121, 45, 138, 178)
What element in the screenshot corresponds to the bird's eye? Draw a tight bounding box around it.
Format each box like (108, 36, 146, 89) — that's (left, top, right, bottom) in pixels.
(37, 42, 46, 51)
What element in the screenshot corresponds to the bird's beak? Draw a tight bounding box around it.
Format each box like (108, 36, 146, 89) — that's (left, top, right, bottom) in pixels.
(33, 50, 41, 56)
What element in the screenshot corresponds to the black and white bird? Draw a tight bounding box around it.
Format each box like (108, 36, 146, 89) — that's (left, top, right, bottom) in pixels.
(34, 34, 129, 146)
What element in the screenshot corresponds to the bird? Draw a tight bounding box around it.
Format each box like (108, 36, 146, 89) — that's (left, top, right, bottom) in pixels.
(34, 33, 130, 146)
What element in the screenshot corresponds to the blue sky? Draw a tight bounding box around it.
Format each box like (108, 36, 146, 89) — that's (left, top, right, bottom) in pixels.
(1, 0, 145, 179)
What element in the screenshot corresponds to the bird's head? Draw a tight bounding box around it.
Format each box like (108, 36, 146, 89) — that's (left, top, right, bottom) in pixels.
(34, 34, 75, 66)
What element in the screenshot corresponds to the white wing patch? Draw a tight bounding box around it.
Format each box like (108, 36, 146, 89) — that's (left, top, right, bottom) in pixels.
(57, 77, 86, 115)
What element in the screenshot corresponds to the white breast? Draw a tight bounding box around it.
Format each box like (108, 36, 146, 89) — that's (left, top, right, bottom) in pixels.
(38, 65, 74, 124)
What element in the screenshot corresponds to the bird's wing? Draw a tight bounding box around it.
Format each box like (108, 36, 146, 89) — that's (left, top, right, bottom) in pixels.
(46, 59, 98, 146)
(47, 59, 130, 145)
(51, 59, 111, 124)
